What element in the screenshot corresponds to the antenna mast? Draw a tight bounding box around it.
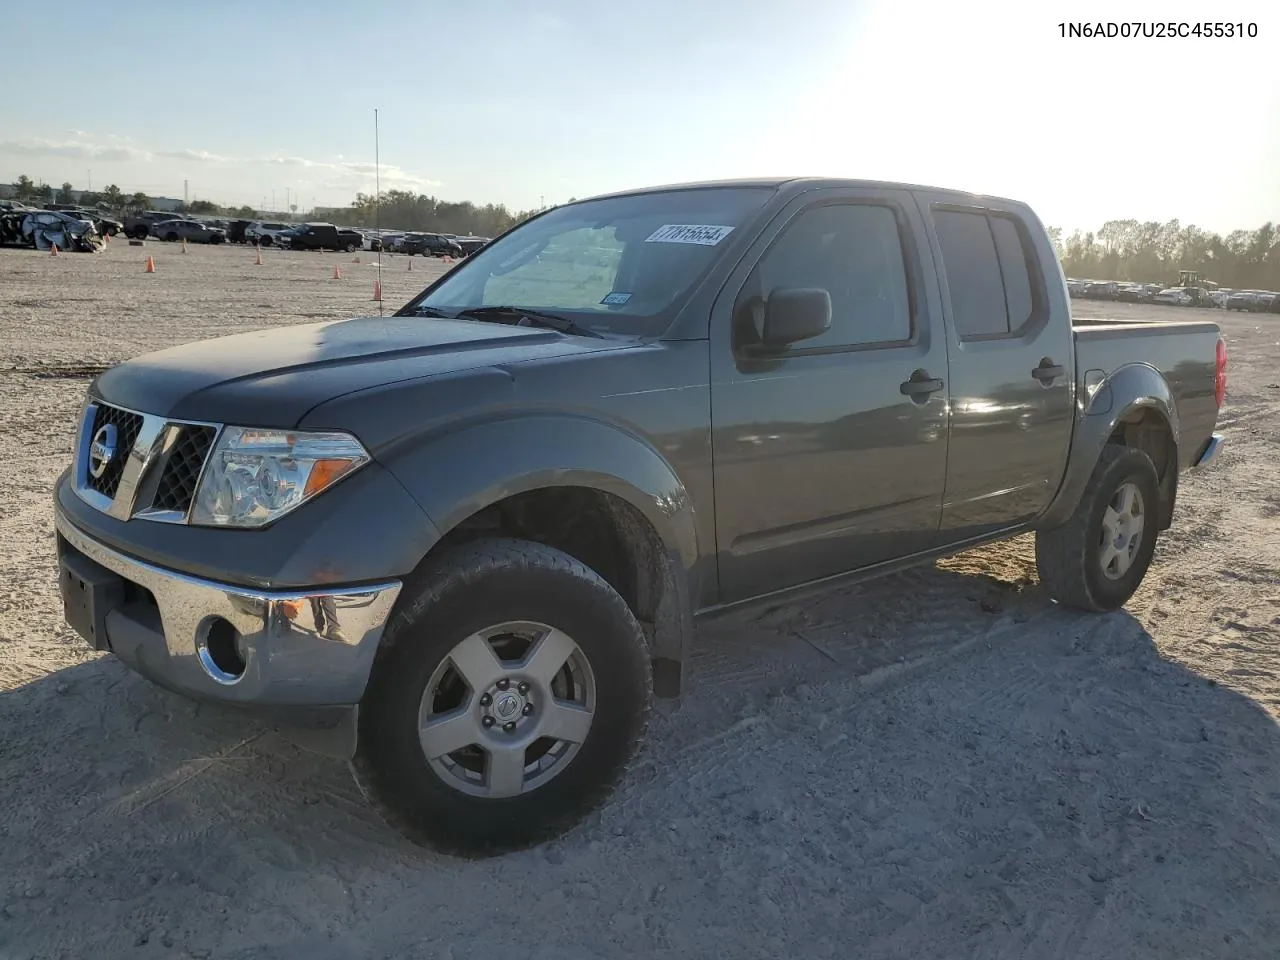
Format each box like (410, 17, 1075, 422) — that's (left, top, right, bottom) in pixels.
(375, 108, 383, 317)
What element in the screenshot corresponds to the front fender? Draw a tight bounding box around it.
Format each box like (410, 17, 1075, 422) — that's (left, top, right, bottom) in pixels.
(381, 414, 701, 581)
(1039, 363, 1180, 529)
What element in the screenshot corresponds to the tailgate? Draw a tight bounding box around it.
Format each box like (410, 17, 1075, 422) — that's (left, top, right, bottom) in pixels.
(1074, 319, 1222, 468)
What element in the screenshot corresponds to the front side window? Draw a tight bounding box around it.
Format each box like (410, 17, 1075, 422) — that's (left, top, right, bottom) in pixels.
(403, 187, 774, 336)
(742, 203, 913, 349)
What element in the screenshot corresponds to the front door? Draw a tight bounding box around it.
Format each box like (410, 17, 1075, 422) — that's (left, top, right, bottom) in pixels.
(921, 200, 1076, 540)
(710, 188, 951, 604)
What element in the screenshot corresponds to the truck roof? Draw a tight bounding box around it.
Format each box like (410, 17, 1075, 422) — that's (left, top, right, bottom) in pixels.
(581, 176, 1025, 209)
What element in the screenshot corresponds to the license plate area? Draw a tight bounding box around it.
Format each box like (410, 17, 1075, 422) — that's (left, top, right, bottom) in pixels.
(59, 542, 126, 651)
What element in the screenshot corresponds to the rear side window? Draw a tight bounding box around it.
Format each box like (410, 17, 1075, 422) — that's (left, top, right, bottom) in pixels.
(934, 209, 1040, 339)
(933, 210, 1008, 337)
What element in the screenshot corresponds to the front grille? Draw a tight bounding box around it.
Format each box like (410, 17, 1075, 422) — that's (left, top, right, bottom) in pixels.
(151, 425, 217, 513)
(86, 405, 143, 499)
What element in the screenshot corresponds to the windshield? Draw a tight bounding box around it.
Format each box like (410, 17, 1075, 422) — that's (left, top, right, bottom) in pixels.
(400, 186, 773, 336)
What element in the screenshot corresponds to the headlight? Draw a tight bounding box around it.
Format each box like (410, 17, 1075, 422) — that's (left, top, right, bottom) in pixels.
(191, 427, 369, 528)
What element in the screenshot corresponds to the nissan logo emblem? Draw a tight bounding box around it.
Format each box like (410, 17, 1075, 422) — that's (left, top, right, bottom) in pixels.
(89, 423, 118, 479)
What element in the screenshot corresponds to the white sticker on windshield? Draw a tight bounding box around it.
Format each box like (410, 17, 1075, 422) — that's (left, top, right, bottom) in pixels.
(644, 224, 735, 246)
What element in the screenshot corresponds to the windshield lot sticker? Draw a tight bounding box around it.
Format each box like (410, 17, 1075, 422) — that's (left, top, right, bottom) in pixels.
(644, 224, 734, 246)
(601, 292, 632, 305)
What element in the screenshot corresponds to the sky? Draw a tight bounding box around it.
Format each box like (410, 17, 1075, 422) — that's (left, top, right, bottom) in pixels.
(1, 0, 1276, 233)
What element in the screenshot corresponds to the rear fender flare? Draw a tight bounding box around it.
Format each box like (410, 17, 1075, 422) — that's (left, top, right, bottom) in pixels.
(1040, 363, 1180, 529)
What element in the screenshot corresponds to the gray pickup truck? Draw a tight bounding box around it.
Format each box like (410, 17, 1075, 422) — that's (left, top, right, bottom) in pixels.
(55, 178, 1226, 855)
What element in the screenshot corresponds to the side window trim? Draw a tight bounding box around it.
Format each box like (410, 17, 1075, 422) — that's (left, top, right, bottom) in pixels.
(931, 202, 1048, 343)
(733, 198, 922, 358)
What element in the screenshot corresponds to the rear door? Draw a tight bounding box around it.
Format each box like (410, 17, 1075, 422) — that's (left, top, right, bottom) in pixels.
(710, 187, 950, 603)
(919, 197, 1075, 541)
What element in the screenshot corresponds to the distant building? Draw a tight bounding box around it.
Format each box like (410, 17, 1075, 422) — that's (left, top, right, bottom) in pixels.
(0, 184, 183, 211)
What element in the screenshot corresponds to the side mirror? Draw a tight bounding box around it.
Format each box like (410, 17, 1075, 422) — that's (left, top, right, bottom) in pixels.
(761, 287, 831, 348)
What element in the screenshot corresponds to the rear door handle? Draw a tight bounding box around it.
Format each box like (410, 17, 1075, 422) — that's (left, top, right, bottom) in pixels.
(1032, 360, 1066, 383)
(900, 371, 945, 398)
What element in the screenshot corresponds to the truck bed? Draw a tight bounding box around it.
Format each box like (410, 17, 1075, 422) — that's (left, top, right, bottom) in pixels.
(1073, 319, 1222, 470)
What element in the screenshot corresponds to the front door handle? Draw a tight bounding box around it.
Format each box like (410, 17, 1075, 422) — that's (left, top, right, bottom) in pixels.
(1033, 359, 1066, 384)
(900, 370, 945, 399)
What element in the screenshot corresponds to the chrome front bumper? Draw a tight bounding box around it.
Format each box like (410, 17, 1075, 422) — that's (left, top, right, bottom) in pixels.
(55, 511, 401, 707)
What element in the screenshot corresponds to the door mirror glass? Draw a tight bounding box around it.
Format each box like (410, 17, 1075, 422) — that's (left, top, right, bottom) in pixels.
(762, 287, 832, 348)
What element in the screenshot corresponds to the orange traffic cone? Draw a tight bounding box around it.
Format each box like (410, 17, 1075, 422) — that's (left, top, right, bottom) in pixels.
(407, 259, 412, 271)
(371, 279, 382, 301)
(182, 237, 188, 253)
(332, 265, 342, 280)
(49, 243, 59, 257)
(254, 244, 263, 266)
(103, 232, 110, 245)
(144, 255, 156, 273)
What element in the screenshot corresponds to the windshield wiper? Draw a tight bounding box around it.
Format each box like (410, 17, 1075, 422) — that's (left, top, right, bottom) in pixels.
(405, 305, 453, 318)
(452, 306, 603, 338)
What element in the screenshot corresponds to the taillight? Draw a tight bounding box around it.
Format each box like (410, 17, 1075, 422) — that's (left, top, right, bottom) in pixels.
(1215, 338, 1227, 408)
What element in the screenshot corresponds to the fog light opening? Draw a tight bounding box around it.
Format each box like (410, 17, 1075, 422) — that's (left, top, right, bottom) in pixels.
(198, 617, 247, 684)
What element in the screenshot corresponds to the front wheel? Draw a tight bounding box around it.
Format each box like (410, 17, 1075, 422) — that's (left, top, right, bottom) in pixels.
(1035, 445, 1160, 612)
(353, 538, 651, 856)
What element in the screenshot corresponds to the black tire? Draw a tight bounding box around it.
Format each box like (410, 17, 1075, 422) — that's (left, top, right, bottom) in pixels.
(1035, 445, 1161, 612)
(352, 537, 651, 856)
(165, 232, 179, 242)
(130, 227, 148, 241)
(345, 242, 358, 253)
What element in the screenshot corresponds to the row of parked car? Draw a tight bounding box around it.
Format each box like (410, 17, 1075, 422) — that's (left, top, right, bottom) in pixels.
(233, 223, 490, 257)
(0, 200, 493, 260)
(1066, 278, 1280, 313)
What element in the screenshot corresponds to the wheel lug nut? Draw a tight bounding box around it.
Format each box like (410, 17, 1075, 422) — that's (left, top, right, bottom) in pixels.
(522, 703, 534, 716)
(482, 716, 495, 728)
(502, 721, 516, 732)
(479, 693, 492, 707)
(517, 681, 530, 695)
(496, 678, 510, 691)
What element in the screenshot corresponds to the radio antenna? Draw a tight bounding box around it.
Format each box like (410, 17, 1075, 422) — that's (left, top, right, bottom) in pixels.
(374, 107, 383, 317)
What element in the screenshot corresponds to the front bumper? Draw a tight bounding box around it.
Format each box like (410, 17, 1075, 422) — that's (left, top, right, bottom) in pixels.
(55, 509, 401, 709)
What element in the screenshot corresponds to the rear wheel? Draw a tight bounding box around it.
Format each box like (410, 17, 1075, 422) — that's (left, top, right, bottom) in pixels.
(165, 232, 179, 242)
(1036, 445, 1160, 612)
(353, 538, 651, 856)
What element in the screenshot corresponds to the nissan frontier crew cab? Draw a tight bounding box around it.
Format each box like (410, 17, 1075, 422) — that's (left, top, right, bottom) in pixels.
(55, 178, 1226, 856)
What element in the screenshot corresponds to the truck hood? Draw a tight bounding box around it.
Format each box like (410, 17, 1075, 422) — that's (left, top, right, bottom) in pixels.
(93, 316, 624, 427)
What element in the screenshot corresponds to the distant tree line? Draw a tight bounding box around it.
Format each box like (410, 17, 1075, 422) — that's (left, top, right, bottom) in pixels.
(321, 190, 542, 238)
(1050, 220, 1280, 291)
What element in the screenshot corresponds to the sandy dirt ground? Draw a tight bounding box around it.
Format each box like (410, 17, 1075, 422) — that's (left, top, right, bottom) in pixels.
(1, 241, 1279, 959)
